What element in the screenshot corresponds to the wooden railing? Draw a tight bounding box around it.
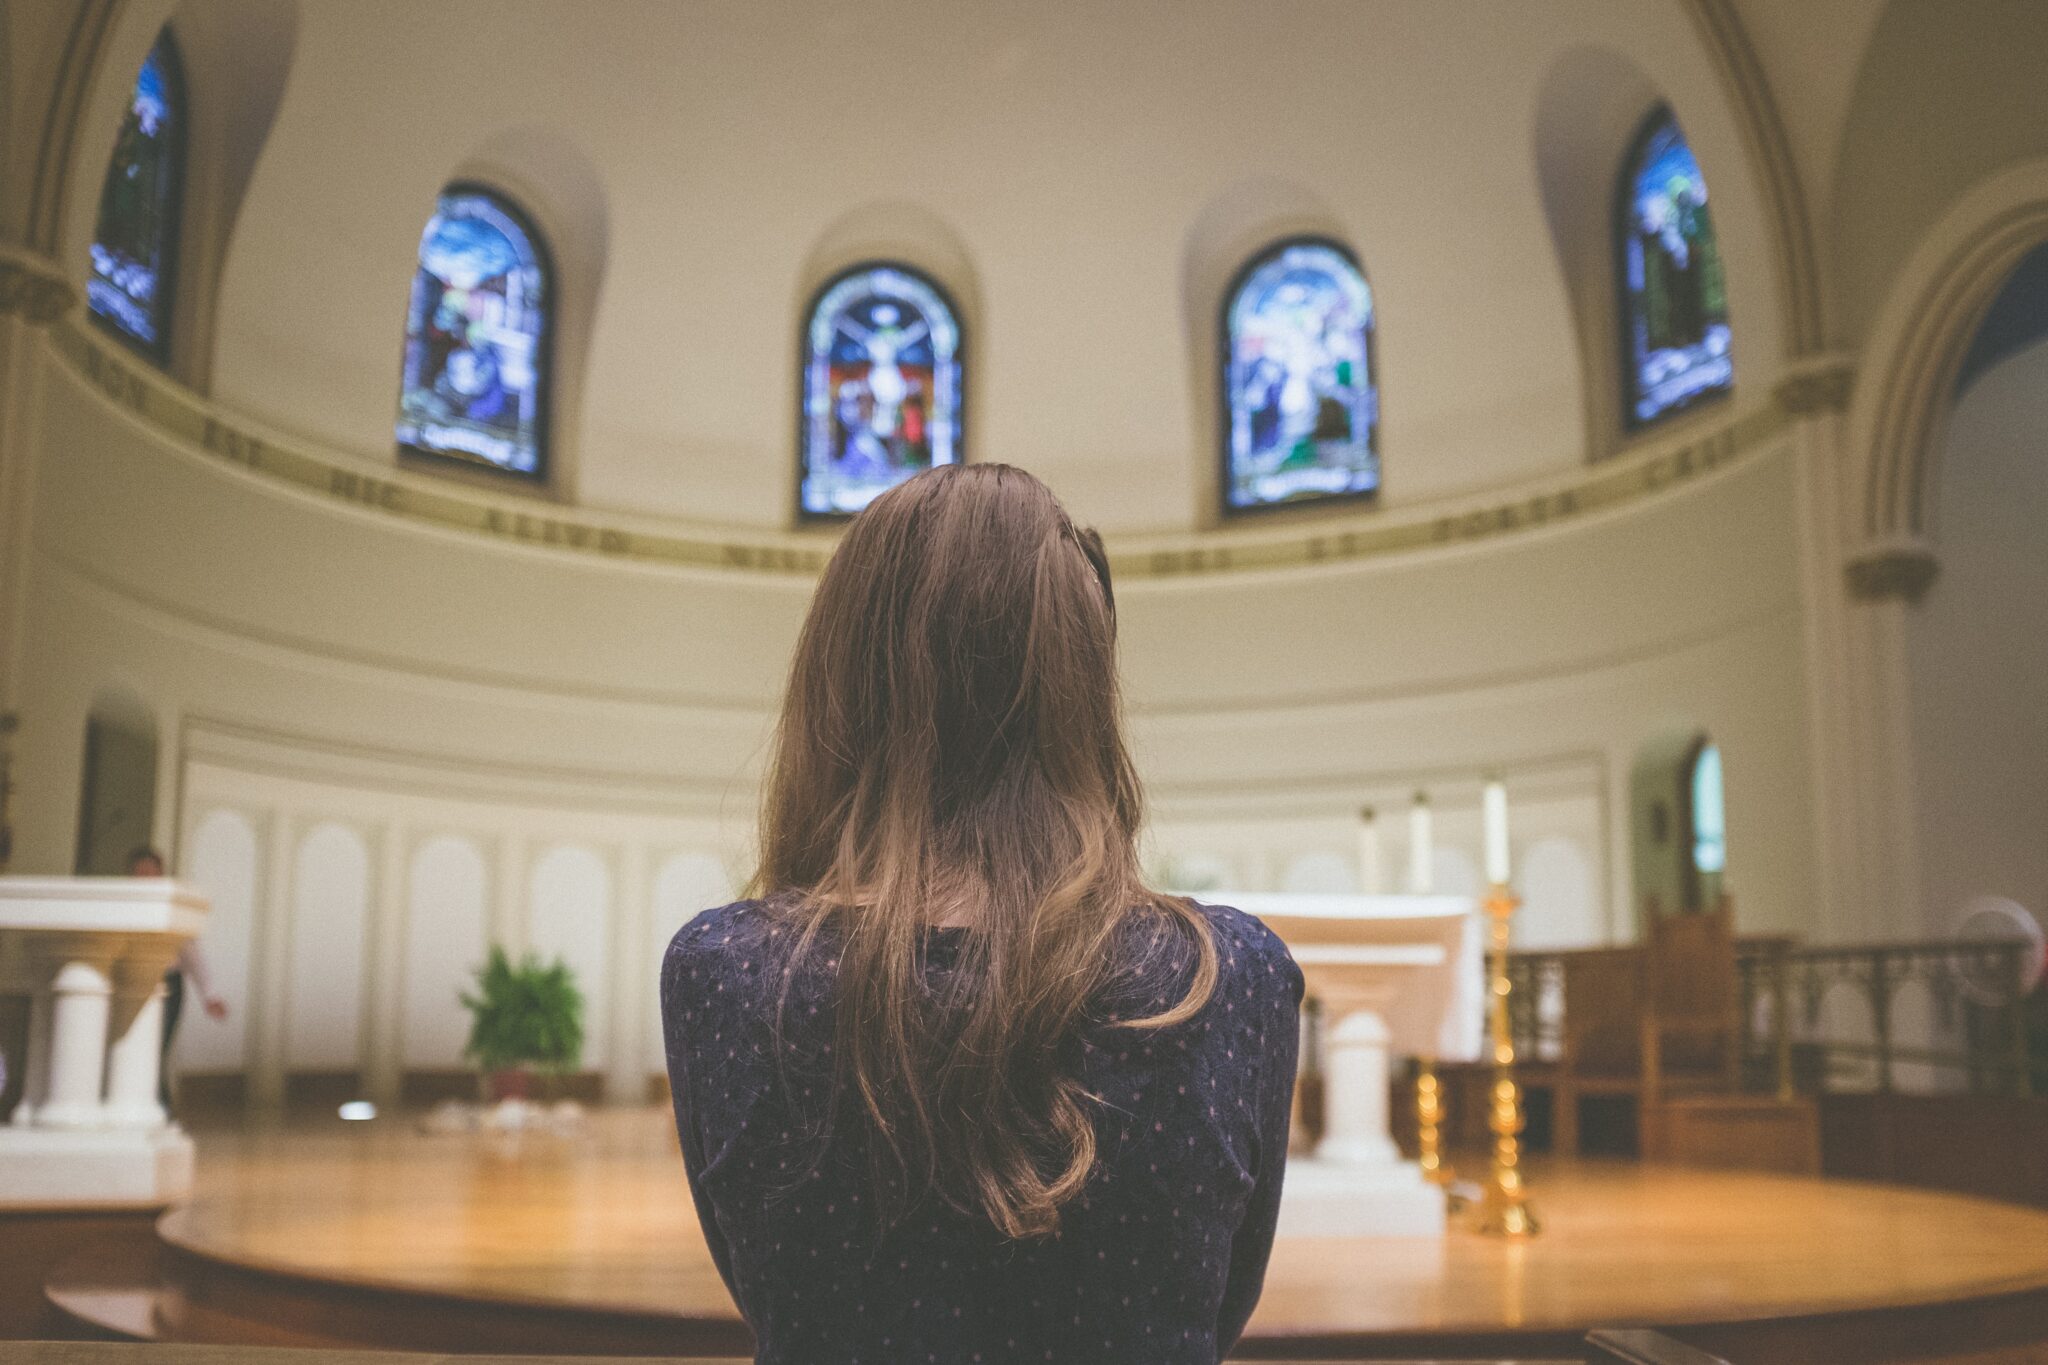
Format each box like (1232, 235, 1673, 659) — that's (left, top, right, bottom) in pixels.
(1734, 938, 2038, 1097)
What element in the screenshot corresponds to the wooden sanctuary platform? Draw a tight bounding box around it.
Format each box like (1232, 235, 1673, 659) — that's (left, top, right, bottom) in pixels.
(41, 1108, 2048, 1362)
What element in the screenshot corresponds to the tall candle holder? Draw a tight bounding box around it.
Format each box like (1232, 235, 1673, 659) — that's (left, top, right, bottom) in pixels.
(1474, 883, 1539, 1237)
(1414, 1055, 1453, 1185)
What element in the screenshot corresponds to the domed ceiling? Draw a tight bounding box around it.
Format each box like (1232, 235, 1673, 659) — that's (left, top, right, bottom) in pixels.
(191, 0, 1801, 534)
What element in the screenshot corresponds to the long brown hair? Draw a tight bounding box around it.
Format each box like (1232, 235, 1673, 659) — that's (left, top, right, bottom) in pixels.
(756, 463, 1216, 1238)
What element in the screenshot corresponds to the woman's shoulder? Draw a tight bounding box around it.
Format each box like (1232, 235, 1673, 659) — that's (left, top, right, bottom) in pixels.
(1107, 898, 1302, 1011)
(1186, 898, 1304, 999)
(663, 898, 786, 976)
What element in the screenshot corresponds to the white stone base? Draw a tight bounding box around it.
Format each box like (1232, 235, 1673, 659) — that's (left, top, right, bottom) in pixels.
(1276, 1154, 1447, 1237)
(0, 1125, 194, 1206)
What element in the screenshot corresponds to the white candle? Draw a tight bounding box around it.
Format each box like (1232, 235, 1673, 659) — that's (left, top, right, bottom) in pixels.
(1356, 806, 1383, 895)
(1483, 778, 1511, 887)
(1406, 793, 1433, 894)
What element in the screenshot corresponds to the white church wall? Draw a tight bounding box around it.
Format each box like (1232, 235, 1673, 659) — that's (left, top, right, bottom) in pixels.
(528, 844, 614, 1073)
(176, 806, 259, 1072)
(5, 0, 1827, 1089)
(173, 749, 740, 1105)
(403, 835, 490, 1069)
(284, 821, 370, 1072)
(8, 310, 1820, 996)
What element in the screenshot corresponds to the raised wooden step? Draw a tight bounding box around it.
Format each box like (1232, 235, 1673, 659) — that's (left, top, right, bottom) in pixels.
(1646, 1093, 1820, 1174)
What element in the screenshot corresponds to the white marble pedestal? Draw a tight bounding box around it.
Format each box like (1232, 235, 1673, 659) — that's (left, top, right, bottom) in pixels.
(0, 876, 208, 1206)
(1229, 893, 1479, 1239)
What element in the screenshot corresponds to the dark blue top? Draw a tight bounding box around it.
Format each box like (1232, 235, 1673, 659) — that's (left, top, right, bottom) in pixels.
(661, 898, 1303, 1365)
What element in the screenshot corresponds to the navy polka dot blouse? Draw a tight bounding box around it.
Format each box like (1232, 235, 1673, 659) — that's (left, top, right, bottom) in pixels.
(661, 898, 1303, 1365)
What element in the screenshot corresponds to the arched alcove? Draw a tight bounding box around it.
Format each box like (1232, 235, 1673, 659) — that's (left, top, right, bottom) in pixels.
(1180, 178, 1351, 525)
(177, 806, 258, 1072)
(60, 0, 299, 390)
(421, 125, 612, 501)
(791, 202, 982, 524)
(404, 834, 491, 1068)
(285, 821, 370, 1075)
(1629, 730, 1728, 929)
(528, 843, 613, 1072)
(1903, 240, 2048, 936)
(72, 686, 159, 875)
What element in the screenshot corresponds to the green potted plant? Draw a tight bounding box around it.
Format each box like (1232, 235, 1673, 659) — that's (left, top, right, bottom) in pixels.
(459, 946, 584, 1103)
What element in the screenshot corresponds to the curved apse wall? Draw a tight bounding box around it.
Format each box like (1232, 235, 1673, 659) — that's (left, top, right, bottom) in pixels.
(13, 316, 1815, 1032)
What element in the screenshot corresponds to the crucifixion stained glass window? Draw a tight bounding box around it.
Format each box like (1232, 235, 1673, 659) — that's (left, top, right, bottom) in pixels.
(799, 263, 963, 518)
(88, 30, 185, 359)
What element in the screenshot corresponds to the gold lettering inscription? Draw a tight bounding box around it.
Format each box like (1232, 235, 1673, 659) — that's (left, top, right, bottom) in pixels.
(327, 469, 398, 510)
(80, 346, 146, 411)
(201, 418, 268, 468)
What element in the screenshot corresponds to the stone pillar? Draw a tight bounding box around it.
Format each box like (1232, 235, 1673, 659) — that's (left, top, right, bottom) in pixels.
(36, 954, 114, 1128)
(1317, 1007, 1400, 1167)
(102, 962, 169, 1129)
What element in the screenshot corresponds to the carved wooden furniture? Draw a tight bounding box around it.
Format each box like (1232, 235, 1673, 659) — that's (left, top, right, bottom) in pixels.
(1552, 901, 1746, 1158)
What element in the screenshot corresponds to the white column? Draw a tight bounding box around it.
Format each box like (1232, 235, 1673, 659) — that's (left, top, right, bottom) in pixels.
(1316, 1007, 1400, 1167)
(10, 985, 54, 1126)
(37, 954, 115, 1128)
(102, 961, 168, 1129)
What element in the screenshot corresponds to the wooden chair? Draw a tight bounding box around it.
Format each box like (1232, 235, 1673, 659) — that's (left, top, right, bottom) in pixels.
(1553, 898, 1743, 1157)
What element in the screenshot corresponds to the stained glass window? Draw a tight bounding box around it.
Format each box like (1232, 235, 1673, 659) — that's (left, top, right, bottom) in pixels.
(396, 187, 551, 479)
(1687, 740, 1726, 912)
(1221, 239, 1378, 514)
(88, 30, 185, 359)
(799, 263, 963, 518)
(1618, 109, 1733, 429)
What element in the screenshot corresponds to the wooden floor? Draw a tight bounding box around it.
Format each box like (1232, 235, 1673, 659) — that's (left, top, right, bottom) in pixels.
(147, 1107, 2048, 1358)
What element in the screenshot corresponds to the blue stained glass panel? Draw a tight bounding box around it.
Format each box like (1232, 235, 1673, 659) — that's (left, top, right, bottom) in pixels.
(396, 189, 550, 478)
(800, 264, 963, 517)
(1619, 112, 1734, 427)
(1223, 240, 1378, 512)
(88, 32, 183, 356)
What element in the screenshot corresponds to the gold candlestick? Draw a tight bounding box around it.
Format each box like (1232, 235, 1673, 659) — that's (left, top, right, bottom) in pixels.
(1475, 883, 1539, 1237)
(1415, 1055, 1453, 1185)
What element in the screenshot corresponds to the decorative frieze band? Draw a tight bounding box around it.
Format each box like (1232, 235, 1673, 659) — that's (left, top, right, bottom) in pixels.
(48, 320, 1811, 581)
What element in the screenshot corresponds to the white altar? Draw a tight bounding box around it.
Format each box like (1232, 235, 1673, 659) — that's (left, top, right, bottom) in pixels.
(1233, 891, 1485, 1238)
(0, 876, 208, 1204)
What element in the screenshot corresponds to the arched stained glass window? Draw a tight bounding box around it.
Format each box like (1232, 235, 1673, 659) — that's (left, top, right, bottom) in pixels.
(1617, 108, 1733, 429)
(1221, 238, 1378, 515)
(88, 29, 185, 360)
(396, 187, 551, 480)
(1687, 738, 1726, 910)
(799, 263, 963, 518)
